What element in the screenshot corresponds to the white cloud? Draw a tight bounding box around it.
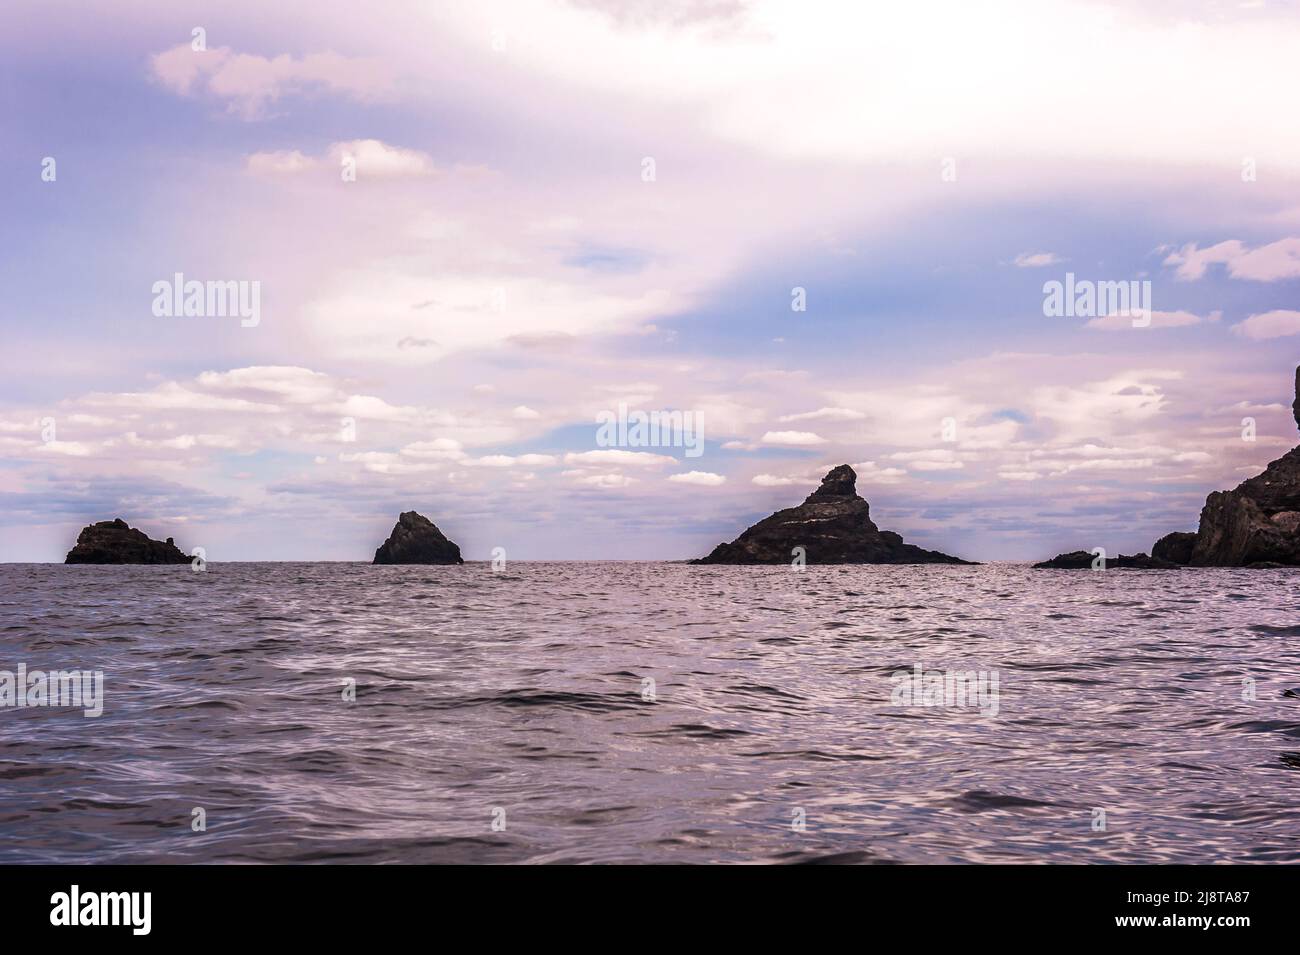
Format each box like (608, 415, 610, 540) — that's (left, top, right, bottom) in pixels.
(851, 461, 908, 482)
(151, 44, 399, 119)
(888, 449, 964, 471)
(246, 150, 317, 174)
(570, 472, 636, 488)
(516, 453, 557, 467)
(248, 140, 436, 178)
(668, 470, 726, 486)
(1086, 309, 1218, 330)
(1025, 373, 1176, 440)
(338, 394, 420, 421)
(400, 439, 464, 460)
(33, 440, 94, 457)
(760, 430, 827, 446)
(563, 449, 675, 467)
(196, 366, 338, 404)
(429, 0, 1300, 167)
(87, 381, 277, 414)
(304, 265, 683, 365)
(1164, 238, 1300, 282)
(777, 407, 866, 422)
(1230, 309, 1300, 340)
(471, 453, 557, 468)
(1047, 457, 1155, 473)
(328, 140, 436, 178)
(752, 473, 812, 487)
(1013, 251, 1062, 268)
(511, 405, 541, 420)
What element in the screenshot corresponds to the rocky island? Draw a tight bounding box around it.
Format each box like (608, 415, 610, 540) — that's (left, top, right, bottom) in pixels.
(64, 518, 191, 564)
(693, 464, 973, 565)
(373, 511, 463, 564)
(1145, 364, 1300, 567)
(1038, 364, 1300, 569)
(1032, 550, 1178, 570)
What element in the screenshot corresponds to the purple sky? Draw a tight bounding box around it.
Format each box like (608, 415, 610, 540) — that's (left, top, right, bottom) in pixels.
(3, 0, 1300, 561)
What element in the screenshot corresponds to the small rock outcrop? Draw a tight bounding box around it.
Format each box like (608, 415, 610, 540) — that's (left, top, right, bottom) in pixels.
(693, 464, 972, 565)
(373, 511, 463, 565)
(1149, 365, 1300, 567)
(1032, 550, 1179, 570)
(64, 518, 191, 564)
(1151, 531, 1197, 565)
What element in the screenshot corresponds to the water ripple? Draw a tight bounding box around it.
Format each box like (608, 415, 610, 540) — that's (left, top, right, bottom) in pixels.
(0, 561, 1298, 863)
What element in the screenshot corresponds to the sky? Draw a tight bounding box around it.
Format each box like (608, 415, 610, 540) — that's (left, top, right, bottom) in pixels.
(2, 0, 1300, 562)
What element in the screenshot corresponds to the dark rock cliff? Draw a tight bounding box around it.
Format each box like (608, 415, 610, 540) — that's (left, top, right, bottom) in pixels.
(1157, 365, 1300, 567)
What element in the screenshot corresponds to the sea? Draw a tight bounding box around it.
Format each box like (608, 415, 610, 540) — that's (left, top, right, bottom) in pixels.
(1, 561, 1297, 864)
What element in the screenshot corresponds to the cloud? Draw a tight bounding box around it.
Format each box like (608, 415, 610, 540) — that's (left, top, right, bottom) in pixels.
(776, 407, 866, 422)
(563, 449, 676, 467)
(752, 473, 812, 487)
(1163, 238, 1300, 282)
(851, 461, 908, 482)
(247, 140, 437, 178)
(887, 449, 964, 471)
(760, 430, 827, 446)
(399, 439, 464, 460)
(33, 440, 95, 457)
(431, 0, 1300, 167)
(1086, 309, 1219, 330)
(303, 264, 683, 365)
(569, 472, 636, 488)
(1230, 309, 1300, 340)
(245, 150, 317, 174)
(151, 44, 399, 119)
(471, 453, 557, 468)
(668, 470, 726, 486)
(85, 381, 277, 414)
(1013, 251, 1063, 268)
(1024, 372, 1175, 439)
(196, 366, 339, 404)
(329, 140, 436, 178)
(511, 405, 541, 420)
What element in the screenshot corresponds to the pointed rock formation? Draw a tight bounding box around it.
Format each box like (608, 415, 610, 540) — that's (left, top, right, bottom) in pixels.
(373, 511, 463, 565)
(1153, 365, 1300, 567)
(64, 518, 191, 564)
(693, 464, 973, 565)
